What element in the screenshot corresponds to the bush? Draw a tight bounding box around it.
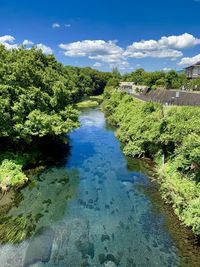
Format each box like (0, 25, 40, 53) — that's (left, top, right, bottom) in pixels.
(0, 159, 28, 191)
(103, 87, 200, 235)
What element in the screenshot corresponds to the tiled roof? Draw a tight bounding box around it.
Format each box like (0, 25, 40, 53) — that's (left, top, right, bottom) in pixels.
(134, 88, 200, 106)
(186, 62, 200, 68)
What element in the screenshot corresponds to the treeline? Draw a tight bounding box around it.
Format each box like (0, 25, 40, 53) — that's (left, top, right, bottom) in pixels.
(109, 68, 200, 90)
(103, 87, 200, 236)
(0, 45, 110, 190)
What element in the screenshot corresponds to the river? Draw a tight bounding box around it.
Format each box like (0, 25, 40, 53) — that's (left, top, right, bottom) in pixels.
(0, 108, 199, 267)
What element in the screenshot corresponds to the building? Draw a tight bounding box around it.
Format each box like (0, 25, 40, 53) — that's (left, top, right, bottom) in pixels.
(119, 82, 135, 92)
(134, 88, 200, 106)
(119, 82, 148, 94)
(185, 62, 200, 79)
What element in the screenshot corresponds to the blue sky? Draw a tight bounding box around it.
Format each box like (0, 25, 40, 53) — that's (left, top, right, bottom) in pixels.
(0, 0, 200, 72)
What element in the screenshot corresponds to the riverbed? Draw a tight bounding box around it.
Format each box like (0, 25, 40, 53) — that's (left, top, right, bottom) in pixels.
(0, 108, 199, 267)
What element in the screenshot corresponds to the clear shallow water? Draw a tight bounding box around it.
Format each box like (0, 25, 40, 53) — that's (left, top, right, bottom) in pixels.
(0, 108, 197, 267)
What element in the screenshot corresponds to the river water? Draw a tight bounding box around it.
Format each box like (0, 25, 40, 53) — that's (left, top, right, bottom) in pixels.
(0, 108, 199, 267)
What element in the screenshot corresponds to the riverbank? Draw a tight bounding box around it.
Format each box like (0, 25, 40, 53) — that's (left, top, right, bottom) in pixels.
(0, 135, 71, 192)
(102, 87, 200, 237)
(0, 93, 104, 193)
(0, 47, 110, 192)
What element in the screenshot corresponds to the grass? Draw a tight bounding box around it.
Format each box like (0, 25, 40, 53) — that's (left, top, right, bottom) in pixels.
(76, 95, 103, 109)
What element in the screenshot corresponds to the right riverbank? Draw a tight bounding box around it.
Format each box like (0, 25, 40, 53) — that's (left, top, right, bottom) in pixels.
(102, 87, 200, 238)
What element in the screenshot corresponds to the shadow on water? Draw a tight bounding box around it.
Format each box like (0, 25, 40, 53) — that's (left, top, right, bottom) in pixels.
(139, 180, 200, 267)
(124, 148, 200, 267)
(129, 155, 200, 267)
(0, 167, 79, 244)
(0, 136, 80, 247)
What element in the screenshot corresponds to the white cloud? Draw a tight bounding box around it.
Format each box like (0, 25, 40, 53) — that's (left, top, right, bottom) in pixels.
(125, 33, 200, 60)
(59, 40, 127, 67)
(0, 35, 18, 49)
(178, 54, 200, 66)
(159, 33, 200, 49)
(64, 24, 71, 28)
(93, 62, 102, 67)
(127, 33, 200, 52)
(59, 36, 196, 68)
(59, 34, 198, 68)
(0, 35, 53, 55)
(125, 49, 182, 59)
(0, 35, 15, 43)
(22, 39, 34, 46)
(163, 67, 172, 72)
(127, 39, 159, 51)
(36, 44, 53, 54)
(52, 23, 60, 29)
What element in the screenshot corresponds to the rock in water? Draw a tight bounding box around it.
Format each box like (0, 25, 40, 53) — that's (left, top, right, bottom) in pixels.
(23, 227, 54, 267)
(101, 234, 110, 242)
(104, 261, 117, 267)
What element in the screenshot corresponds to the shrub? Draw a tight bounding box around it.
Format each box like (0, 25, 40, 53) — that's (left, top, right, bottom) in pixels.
(0, 159, 28, 191)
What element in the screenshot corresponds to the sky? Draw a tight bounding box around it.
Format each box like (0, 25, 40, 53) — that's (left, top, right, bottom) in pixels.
(0, 0, 200, 72)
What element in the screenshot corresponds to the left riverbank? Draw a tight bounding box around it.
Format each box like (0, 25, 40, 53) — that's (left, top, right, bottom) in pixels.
(0, 45, 109, 191)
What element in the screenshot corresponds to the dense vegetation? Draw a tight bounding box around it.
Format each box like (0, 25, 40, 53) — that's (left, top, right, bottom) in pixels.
(111, 68, 200, 90)
(0, 45, 109, 190)
(103, 87, 200, 236)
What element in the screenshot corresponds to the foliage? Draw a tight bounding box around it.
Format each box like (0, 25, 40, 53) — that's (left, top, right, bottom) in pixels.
(76, 100, 99, 109)
(106, 68, 121, 87)
(122, 68, 191, 90)
(0, 45, 109, 188)
(187, 77, 200, 91)
(103, 87, 200, 235)
(158, 160, 200, 235)
(0, 159, 28, 190)
(0, 46, 78, 142)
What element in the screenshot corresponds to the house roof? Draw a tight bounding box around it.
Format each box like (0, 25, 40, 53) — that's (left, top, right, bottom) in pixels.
(134, 88, 200, 106)
(186, 61, 200, 69)
(120, 82, 135, 85)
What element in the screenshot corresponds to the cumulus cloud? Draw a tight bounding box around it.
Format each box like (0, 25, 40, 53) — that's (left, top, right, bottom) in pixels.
(127, 33, 200, 51)
(0, 35, 15, 43)
(59, 33, 200, 68)
(22, 39, 34, 46)
(125, 33, 200, 60)
(93, 62, 102, 67)
(52, 23, 60, 29)
(0, 35, 18, 49)
(178, 54, 200, 66)
(125, 49, 182, 59)
(159, 33, 200, 49)
(0, 35, 53, 55)
(35, 44, 53, 54)
(59, 40, 127, 67)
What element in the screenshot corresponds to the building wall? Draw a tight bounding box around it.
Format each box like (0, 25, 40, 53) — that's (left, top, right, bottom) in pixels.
(186, 66, 200, 78)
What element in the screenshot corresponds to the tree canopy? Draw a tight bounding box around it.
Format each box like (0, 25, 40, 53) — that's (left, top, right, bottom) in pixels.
(0, 45, 109, 143)
(122, 68, 199, 90)
(0, 45, 109, 189)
